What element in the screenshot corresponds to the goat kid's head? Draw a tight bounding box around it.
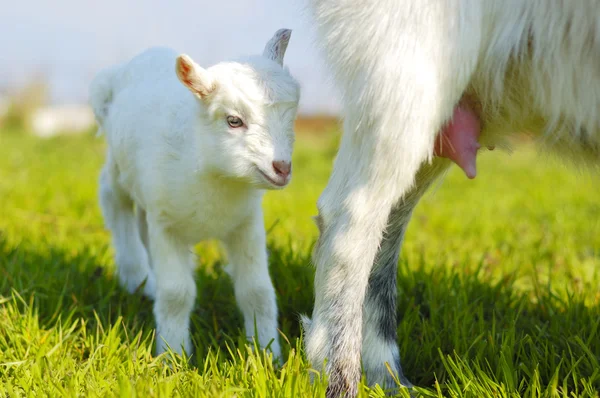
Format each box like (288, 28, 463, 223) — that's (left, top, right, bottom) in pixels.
(175, 29, 300, 190)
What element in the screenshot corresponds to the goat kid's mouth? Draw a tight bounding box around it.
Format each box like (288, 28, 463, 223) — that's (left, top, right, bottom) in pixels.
(257, 168, 289, 188)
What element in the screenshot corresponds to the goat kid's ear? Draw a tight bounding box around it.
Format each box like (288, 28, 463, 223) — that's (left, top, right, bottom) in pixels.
(176, 54, 216, 99)
(262, 28, 292, 66)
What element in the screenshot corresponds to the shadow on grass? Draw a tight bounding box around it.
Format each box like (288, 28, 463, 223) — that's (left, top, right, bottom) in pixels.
(1, 233, 598, 395)
(395, 257, 600, 395)
(0, 233, 315, 363)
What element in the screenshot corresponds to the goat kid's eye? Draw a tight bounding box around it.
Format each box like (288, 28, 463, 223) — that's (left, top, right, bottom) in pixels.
(226, 115, 244, 128)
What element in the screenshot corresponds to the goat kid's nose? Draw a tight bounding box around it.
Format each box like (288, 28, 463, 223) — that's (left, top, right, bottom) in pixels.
(272, 160, 291, 178)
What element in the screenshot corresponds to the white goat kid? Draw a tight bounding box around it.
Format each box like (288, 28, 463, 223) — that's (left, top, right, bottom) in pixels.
(303, 1, 600, 396)
(90, 29, 300, 358)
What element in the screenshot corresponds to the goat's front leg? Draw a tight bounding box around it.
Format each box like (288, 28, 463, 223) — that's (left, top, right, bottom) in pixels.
(148, 222, 196, 355)
(223, 210, 281, 360)
(362, 161, 450, 392)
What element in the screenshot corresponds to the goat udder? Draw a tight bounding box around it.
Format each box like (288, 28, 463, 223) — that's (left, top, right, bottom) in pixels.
(434, 102, 482, 179)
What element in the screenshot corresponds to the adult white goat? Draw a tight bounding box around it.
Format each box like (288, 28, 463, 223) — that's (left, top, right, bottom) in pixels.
(89, 29, 300, 358)
(302, 1, 599, 396)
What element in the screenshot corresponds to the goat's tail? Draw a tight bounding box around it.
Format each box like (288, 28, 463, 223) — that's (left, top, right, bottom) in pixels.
(89, 65, 121, 136)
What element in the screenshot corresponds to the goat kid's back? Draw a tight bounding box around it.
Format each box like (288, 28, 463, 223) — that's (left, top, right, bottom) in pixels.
(90, 47, 188, 132)
(89, 47, 198, 162)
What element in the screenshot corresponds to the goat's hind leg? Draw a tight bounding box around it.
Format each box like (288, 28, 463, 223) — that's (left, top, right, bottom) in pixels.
(305, 124, 458, 398)
(303, 7, 479, 396)
(303, 119, 435, 398)
(362, 161, 450, 393)
(136, 207, 156, 298)
(99, 160, 155, 299)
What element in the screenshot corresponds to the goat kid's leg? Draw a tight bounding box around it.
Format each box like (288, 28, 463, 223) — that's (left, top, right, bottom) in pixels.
(223, 211, 281, 360)
(136, 207, 156, 298)
(99, 161, 155, 299)
(148, 223, 196, 355)
(362, 161, 449, 392)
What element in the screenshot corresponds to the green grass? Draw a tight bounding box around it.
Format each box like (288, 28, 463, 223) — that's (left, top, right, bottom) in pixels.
(0, 127, 599, 397)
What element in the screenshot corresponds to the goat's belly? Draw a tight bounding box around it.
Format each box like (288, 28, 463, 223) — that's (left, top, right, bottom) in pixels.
(467, 71, 600, 162)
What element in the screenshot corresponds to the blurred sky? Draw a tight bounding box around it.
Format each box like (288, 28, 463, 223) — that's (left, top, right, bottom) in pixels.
(0, 0, 339, 114)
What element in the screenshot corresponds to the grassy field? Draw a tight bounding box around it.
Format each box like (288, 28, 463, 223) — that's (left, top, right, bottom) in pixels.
(0, 125, 599, 397)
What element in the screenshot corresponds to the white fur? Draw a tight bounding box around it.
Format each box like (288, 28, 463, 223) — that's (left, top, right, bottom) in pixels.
(304, 1, 600, 396)
(90, 29, 300, 359)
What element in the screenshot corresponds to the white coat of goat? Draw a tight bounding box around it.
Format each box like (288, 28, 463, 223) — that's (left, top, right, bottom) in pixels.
(89, 29, 300, 358)
(302, 1, 600, 396)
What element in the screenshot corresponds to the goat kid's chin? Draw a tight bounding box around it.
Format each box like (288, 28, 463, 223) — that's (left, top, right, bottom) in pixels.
(255, 167, 290, 190)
